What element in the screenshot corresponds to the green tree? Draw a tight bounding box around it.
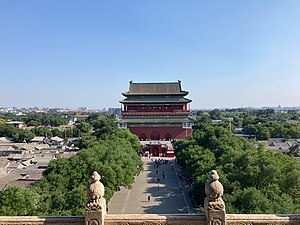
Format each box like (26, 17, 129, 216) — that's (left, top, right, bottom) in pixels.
(26, 114, 142, 216)
(12, 129, 35, 142)
(0, 186, 40, 216)
(0, 124, 15, 137)
(75, 122, 92, 135)
(209, 109, 223, 120)
(31, 127, 53, 137)
(52, 128, 63, 137)
(175, 121, 300, 214)
(255, 125, 271, 140)
(92, 114, 117, 138)
(0, 118, 5, 125)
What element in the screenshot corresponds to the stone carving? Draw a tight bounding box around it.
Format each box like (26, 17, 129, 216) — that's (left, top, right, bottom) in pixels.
(0, 221, 44, 225)
(205, 170, 225, 211)
(107, 222, 168, 225)
(142, 222, 168, 225)
(204, 170, 225, 225)
(114, 222, 130, 225)
(85, 171, 106, 225)
(266, 223, 288, 225)
(227, 223, 288, 225)
(108, 223, 168, 225)
(86, 171, 106, 211)
(226, 222, 253, 225)
(181, 222, 202, 225)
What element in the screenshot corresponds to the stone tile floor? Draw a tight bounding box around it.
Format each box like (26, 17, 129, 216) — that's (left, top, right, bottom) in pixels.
(108, 157, 197, 214)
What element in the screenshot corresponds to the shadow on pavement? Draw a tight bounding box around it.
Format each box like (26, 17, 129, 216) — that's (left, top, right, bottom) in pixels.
(142, 158, 196, 214)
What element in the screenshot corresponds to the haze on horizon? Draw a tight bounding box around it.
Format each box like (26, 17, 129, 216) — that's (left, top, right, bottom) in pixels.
(1, 1, 300, 109)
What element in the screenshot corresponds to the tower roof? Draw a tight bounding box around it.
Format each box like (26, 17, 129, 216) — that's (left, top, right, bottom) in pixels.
(119, 97, 191, 104)
(123, 81, 188, 96)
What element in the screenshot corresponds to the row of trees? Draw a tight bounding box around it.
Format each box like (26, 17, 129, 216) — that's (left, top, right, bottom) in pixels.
(224, 108, 300, 121)
(0, 120, 93, 142)
(243, 117, 300, 140)
(175, 123, 300, 213)
(0, 112, 93, 142)
(0, 113, 69, 127)
(0, 114, 143, 215)
(0, 124, 35, 142)
(196, 109, 300, 140)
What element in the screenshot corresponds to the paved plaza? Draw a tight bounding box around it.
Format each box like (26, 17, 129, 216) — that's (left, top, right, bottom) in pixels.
(108, 157, 197, 214)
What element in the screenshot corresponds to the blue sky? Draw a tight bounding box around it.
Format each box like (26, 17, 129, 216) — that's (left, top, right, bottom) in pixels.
(1, 1, 300, 109)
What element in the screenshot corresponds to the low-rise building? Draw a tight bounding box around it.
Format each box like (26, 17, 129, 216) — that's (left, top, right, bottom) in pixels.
(31, 136, 46, 143)
(6, 121, 25, 129)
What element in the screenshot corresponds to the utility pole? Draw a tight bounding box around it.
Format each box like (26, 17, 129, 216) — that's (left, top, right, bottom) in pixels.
(227, 117, 233, 132)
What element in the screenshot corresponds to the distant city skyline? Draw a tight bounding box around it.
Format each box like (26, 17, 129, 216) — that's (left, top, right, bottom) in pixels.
(1, 1, 300, 109)
(2, 105, 300, 112)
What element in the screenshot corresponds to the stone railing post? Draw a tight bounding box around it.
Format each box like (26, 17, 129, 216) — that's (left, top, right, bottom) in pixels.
(85, 171, 106, 225)
(204, 170, 226, 225)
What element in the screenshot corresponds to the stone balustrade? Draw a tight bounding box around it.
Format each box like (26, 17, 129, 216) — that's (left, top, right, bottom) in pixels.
(0, 216, 84, 225)
(0, 214, 300, 225)
(0, 170, 300, 225)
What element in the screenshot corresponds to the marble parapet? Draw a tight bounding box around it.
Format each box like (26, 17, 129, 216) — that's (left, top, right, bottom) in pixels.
(0, 214, 299, 225)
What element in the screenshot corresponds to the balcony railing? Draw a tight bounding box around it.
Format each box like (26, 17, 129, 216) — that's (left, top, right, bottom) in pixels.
(121, 111, 190, 116)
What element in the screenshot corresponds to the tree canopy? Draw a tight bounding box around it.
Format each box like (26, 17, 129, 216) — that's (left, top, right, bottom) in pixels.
(0, 124, 34, 142)
(0, 114, 143, 216)
(175, 122, 300, 213)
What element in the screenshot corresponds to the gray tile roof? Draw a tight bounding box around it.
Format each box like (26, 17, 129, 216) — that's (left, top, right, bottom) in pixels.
(0, 172, 20, 190)
(123, 81, 189, 95)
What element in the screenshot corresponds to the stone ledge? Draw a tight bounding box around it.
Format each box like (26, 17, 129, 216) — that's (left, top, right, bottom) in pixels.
(227, 214, 300, 224)
(0, 216, 84, 225)
(0, 214, 299, 225)
(106, 214, 206, 225)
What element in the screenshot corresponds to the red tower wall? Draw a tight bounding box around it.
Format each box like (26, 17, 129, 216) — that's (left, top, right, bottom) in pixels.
(128, 126, 192, 140)
(143, 145, 168, 157)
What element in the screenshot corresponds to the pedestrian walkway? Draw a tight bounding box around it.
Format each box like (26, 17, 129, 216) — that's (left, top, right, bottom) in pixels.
(108, 157, 197, 214)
